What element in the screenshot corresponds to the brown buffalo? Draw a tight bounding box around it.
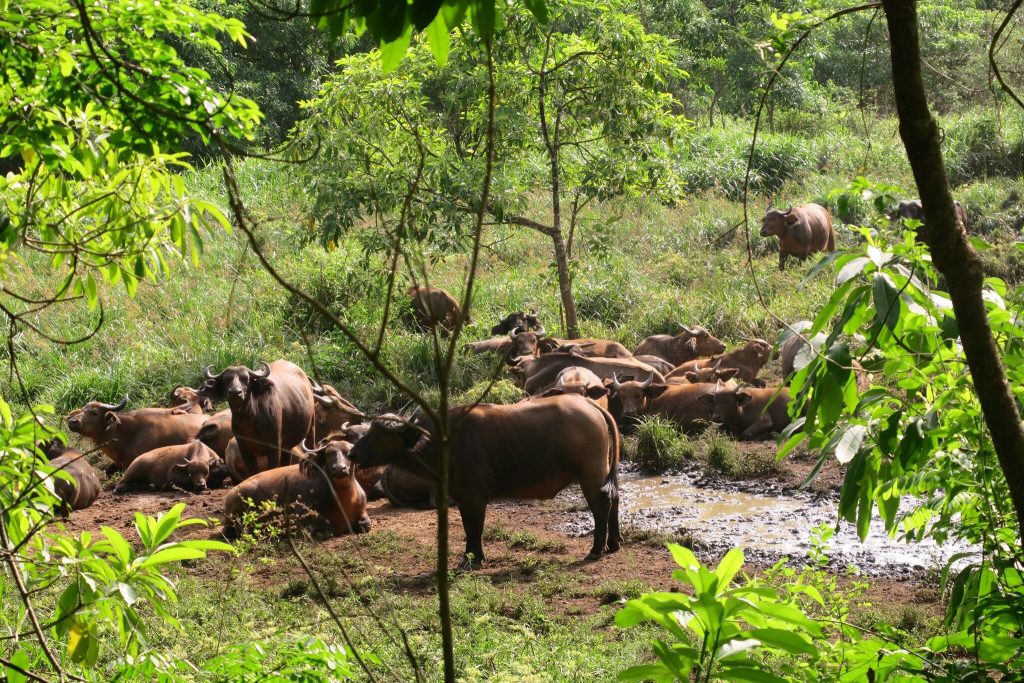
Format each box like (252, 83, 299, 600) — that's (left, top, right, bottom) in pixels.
(604, 373, 670, 430)
(507, 325, 560, 360)
(779, 333, 869, 391)
(699, 385, 792, 440)
(667, 365, 740, 386)
(197, 409, 233, 458)
(896, 198, 969, 242)
(40, 441, 100, 513)
(491, 311, 542, 335)
(203, 360, 314, 476)
(224, 438, 370, 536)
(553, 338, 632, 358)
(536, 366, 610, 410)
(378, 466, 436, 509)
(167, 386, 213, 414)
(642, 382, 720, 432)
(512, 353, 665, 396)
(634, 325, 726, 365)
(633, 355, 676, 376)
(407, 285, 463, 332)
(667, 339, 772, 387)
(348, 394, 621, 568)
(67, 397, 207, 470)
(464, 337, 515, 357)
(760, 203, 836, 271)
(308, 383, 365, 445)
(114, 441, 227, 494)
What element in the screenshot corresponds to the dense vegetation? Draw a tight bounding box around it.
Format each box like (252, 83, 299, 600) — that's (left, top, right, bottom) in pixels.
(3, 0, 1024, 680)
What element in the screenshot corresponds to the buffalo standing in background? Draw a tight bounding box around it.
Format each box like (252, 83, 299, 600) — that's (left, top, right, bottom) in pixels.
(407, 285, 464, 332)
(760, 203, 836, 271)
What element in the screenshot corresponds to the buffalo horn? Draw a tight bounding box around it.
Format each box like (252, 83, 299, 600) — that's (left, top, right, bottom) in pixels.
(509, 325, 523, 340)
(640, 372, 654, 390)
(309, 377, 324, 395)
(677, 323, 695, 334)
(99, 395, 129, 412)
(250, 361, 271, 379)
(300, 438, 318, 455)
(611, 373, 623, 392)
(315, 394, 336, 407)
(713, 359, 722, 371)
(534, 324, 546, 338)
(783, 205, 793, 215)
(204, 365, 224, 380)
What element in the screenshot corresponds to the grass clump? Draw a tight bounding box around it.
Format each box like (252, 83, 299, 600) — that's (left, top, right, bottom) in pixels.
(702, 429, 740, 476)
(483, 525, 565, 553)
(627, 416, 695, 473)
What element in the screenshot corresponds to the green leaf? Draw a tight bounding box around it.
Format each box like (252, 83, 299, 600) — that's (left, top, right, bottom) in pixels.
(833, 424, 866, 464)
(714, 548, 744, 588)
(872, 272, 901, 332)
(470, 0, 495, 36)
(716, 664, 789, 683)
(379, 23, 413, 73)
(522, 0, 548, 23)
(425, 13, 451, 66)
(4, 649, 30, 683)
(747, 628, 816, 655)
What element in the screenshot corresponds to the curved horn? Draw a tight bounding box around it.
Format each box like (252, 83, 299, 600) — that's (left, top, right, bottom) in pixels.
(611, 373, 623, 392)
(713, 359, 722, 371)
(783, 205, 793, 215)
(309, 377, 324, 395)
(99, 395, 129, 412)
(250, 361, 271, 379)
(315, 394, 336, 407)
(677, 323, 695, 334)
(300, 438, 317, 454)
(339, 421, 350, 433)
(204, 365, 224, 380)
(640, 371, 654, 389)
(534, 324, 546, 338)
(510, 325, 523, 340)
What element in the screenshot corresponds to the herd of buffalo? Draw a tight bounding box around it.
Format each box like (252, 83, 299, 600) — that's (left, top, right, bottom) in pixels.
(38, 201, 954, 567)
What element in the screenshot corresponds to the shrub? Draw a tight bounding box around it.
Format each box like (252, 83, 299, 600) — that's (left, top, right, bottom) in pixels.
(628, 416, 695, 473)
(703, 429, 739, 475)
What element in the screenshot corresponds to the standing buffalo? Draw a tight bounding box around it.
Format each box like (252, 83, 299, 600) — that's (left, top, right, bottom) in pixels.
(40, 441, 100, 513)
(760, 203, 836, 271)
(67, 397, 207, 470)
(634, 325, 726, 365)
(224, 437, 370, 536)
(203, 360, 315, 477)
(348, 394, 621, 568)
(407, 285, 464, 332)
(114, 441, 228, 494)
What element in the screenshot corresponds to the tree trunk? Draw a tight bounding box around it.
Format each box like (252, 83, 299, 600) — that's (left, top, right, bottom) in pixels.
(549, 150, 579, 338)
(883, 0, 1024, 543)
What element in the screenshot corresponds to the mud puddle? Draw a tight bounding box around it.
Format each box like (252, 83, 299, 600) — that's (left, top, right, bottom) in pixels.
(559, 470, 976, 579)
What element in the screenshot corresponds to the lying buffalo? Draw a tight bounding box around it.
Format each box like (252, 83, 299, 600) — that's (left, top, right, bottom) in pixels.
(197, 409, 233, 459)
(699, 385, 792, 440)
(537, 366, 610, 409)
(114, 441, 228, 494)
(167, 386, 213, 414)
(308, 383, 365, 445)
(491, 311, 542, 335)
(512, 353, 664, 396)
(204, 360, 314, 476)
(224, 437, 370, 536)
(40, 441, 100, 514)
(348, 394, 621, 568)
(760, 203, 836, 271)
(634, 325, 725, 365)
(667, 339, 772, 387)
(67, 397, 207, 470)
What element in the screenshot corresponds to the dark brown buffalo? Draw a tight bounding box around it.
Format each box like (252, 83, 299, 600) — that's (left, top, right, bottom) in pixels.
(634, 325, 726, 365)
(507, 325, 560, 360)
(224, 438, 370, 536)
(643, 382, 720, 432)
(348, 394, 621, 568)
(553, 338, 632, 358)
(666, 365, 739, 386)
(633, 355, 676, 376)
(40, 442, 100, 513)
(378, 466, 436, 508)
(896, 198, 969, 242)
(760, 203, 836, 271)
(67, 397, 207, 470)
(699, 385, 792, 440)
(604, 373, 669, 431)
(407, 285, 463, 332)
(308, 383, 365, 445)
(114, 441, 228, 494)
(667, 339, 772, 387)
(512, 353, 665, 396)
(203, 360, 315, 476)
(491, 311, 542, 335)
(464, 337, 515, 357)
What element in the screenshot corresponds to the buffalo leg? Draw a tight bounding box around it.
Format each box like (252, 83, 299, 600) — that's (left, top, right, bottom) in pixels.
(740, 415, 774, 441)
(778, 250, 787, 272)
(458, 500, 487, 570)
(606, 494, 621, 553)
(582, 486, 612, 561)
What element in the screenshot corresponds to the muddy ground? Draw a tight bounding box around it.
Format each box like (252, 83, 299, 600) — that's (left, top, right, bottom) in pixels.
(59, 444, 950, 622)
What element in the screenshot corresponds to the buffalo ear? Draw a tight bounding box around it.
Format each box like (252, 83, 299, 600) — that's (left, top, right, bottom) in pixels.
(586, 385, 610, 400)
(646, 384, 670, 400)
(719, 368, 739, 381)
(683, 371, 698, 383)
(539, 338, 560, 353)
(401, 425, 422, 448)
(785, 214, 800, 225)
(104, 412, 121, 429)
(697, 393, 716, 408)
(171, 462, 189, 472)
(736, 391, 753, 406)
(684, 337, 697, 352)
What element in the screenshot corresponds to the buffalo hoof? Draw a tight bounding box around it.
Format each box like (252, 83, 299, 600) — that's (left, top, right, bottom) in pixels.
(583, 550, 603, 562)
(606, 542, 621, 554)
(353, 518, 371, 534)
(458, 556, 482, 571)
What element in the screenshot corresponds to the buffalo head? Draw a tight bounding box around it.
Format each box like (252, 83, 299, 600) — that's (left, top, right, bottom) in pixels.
(678, 324, 726, 357)
(760, 206, 798, 237)
(168, 446, 221, 492)
(347, 414, 431, 469)
(605, 372, 668, 430)
(896, 199, 924, 222)
(204, 361, 271, 408)
(299, 436, 354, 479)
(66, 396, 128, 438)
(491, 311, 542, 335)
(508, 324, 556, 360)
(684, 364, 739, 384)
(698, 384, 752, 424)
(168, 385, 213, 414)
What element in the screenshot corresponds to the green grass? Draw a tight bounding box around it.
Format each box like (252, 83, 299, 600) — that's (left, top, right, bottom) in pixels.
(627, 416, 696, 473)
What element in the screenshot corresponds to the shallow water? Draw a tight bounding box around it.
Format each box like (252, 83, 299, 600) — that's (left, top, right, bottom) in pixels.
(560, 471, 977, 579)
